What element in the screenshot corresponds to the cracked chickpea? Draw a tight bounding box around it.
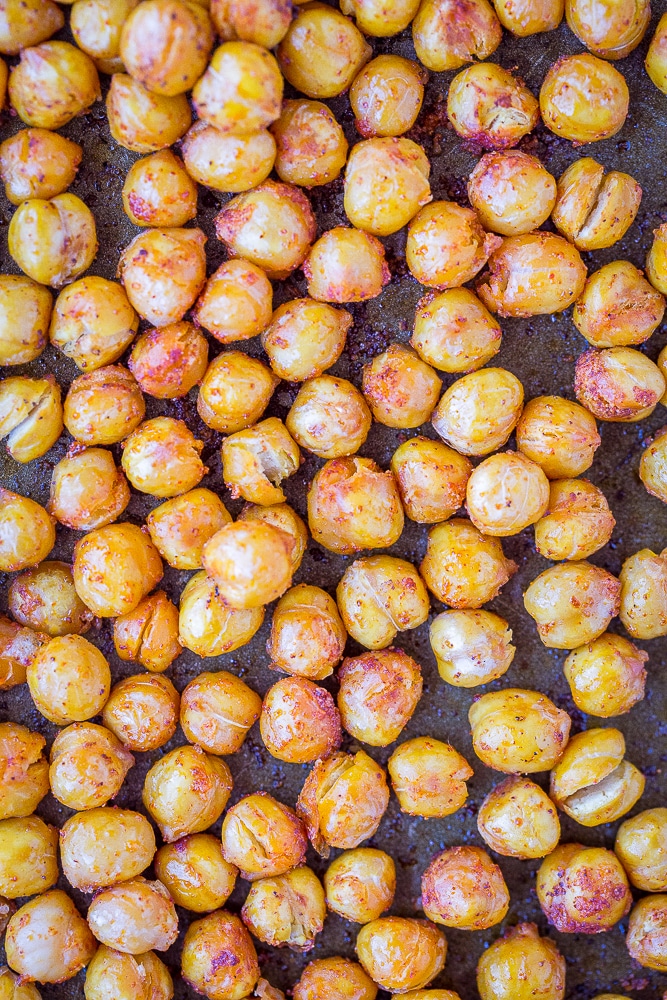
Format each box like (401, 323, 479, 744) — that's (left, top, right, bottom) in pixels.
(477, 776, 561, 859)
(87, 878, 178, 955)
(73, 522, 163, 618)
(120, 0, 213, 96)
(337, 554, 430, 650)
(103, 673, 179, 752)
(0, 0, 64, 54)
(143, 744, 232, 843)
(287, 376, 372, 459)
(466, 450, 549, 536)
(129, 322, 207, 399)
(304, 226, 391, 303)
(564, 632, 647, 717)
(516, 395, 601, 478)
(193, 260, 272, 344)
(553, 158, 642, 251)
(0, 128, 81, 205)
(388, 737, 473, 817)
(345, 138, 431, 237)
(242, 866, 326, 951)
(9, 40, 100, 129)
(277, 5, 371, 99)
(0, 274, 51, 367)
(338, 648, 423, 747)
(181, 911, 259, 1000)
(221, 793, 307, 880)
(477, 923, 565, 1000)
(566, 0, 650, 58)
(469, 688, 571, 773)
(616, 808, 667, 891)
(222, 418, 300, 506)
(540, 53, 629, 142)
(49, 446, 130, 531)
(391, 437, 472, 524)
(155, 834, 237, 913)
(180, 670, 261, 755)
(60, 807, 155, 891)
(325, 849, 396, 924)
(122, 150, 198, 228)
(0, 722, 49, 820)
(536, 843, 631, 933)
(362, 344, 442, 428)
(0, 375, 62, 463)
(50, 276, 138, 372)
(413, 0, 500, 70)
(271, 99, 348, 187)
(70, 0, 140, 74)
(0, 815, 58, 898)
(178, 570, 265, 656)
(49, 722, 134, 810)
(83, 947, 173, 1000)
(574, 261, 664, 348)
(421, 518, 517, 608)
(9, 561, 91, 638)
(356, 917, 447, 994)
(524, 561, 621, 648)
(0, 616, 45, 691)
(447, 63, 538, 148)
(267, 584, 347, 681)
(27, 633, 110, 725)
(407, 200, 500, 289)
(575, 346, 666, 421)
(106, 73, 191, 152)
(121, 416, 205, 498)
(5, 890, 96, 984)
(262, 299, 351, 383)
(432, 367, 524, 457)
(113, 591, 181, 672)
(9, 193, 97, 289)
(182, 120, 276, 194)
(627, 895, 667, 970)
(422, 846, 509, 930)
(193, 40, 282, 134)
(430, 609, 515, 687)
(412, 287, 502, 373)
(64, 366, 145, 446)
(118, 227, 206, 327)
(0, 489, 55, 574)
(534, 478, 615, 561)
(468, 151, 557, 236)
(260, 677, 341, 764)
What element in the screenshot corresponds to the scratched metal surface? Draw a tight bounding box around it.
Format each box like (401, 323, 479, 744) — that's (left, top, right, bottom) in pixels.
(1, 6, 667, 999)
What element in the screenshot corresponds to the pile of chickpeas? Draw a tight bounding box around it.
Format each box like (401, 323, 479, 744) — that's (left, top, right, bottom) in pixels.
(2, 0, 667, 997)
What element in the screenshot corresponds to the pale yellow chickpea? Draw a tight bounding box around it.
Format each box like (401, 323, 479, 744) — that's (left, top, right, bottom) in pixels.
(0, 489, 55, 574)
(540, 53, 629, 142)
(566, 0, 650, 58)
(146, 490, 230, 571)
(268, 584, 347, 680)
(413, 0, 501, 71)
(620, 547, 667, 639)
(50, 276, 138, 372)
(468, 151, 557, 236)
(564, 632, 647, 718)
(0, 615, 45, 691)
(344, 137, 431, 237)
(272, 99, 348, 188)
(114, 591, 182, 672)
(647, 222, 667, 294)
(388, 736, 473, 817)
(197, 352, 276, 435)
(87, 878, 178, 955)
(0, 128, 81, 205)
(646, 13, 667, 93)
(469, 688, 571, 773)
(407, 200, 501, 289)
(421, 517, 517, 608)
(477, 776, 561, 859)
(122, 150, 197, 228)
(0, 815, 57, 898)
(120, 0, 213, 96)
(238, 502, 308, 574)
(349, 55, 425, 139)
(466, 450, 550, 536)
(27, 633, 110, 725)
(49, 445, 130, 531)
(182, 120, 276, 194)
(9, 561, 91, 637)
(181, 911, 259, 1000)
(515, 395, 601, 478)
(84, 947, 173, 1000)
(362, 344, 442, 428)
(64, 366, 145, 446)
(211, 0, 292, 47)
(49, 721, 134, 810)
(338, 647, 423, 747)
(0, 274, 51, 366)
(356, 917, 447, 993)
(525, 561, 621, 648)
(73, 522, 163, 617)
(0, 375, 62, 463)
(553, 157, 642, 252)
(391, 437, 472, 524)
(537, 843, 631, 933)
(178, 570, 265, 656)
(616, 808, 667, 891)
(575, 346, 666, 422)
(627, 895, 667, 970)
(60, 807, 155, 891)
(9, 40, 100, 129)
(293, 957, 378, 1000)
(287, 376, 372, 459)
(5, 890, 96, 984)
(260, 677, 342, 763)
(128, 322, 207, 400)
(337, 555, 429, 650)
(430, 609, 514, 687)
(297, 751, 389, 855)
(143, 744, 232, 843)
(103, 673, 179, 752)
(106, 73, 192, 152)
(193, 40, 282, 134)
(194, 261, 272, 346)
(641, 425, 667, 504)
(534, 478, 615, 561)
(422, 846, 509, 930)
(242, 866, 326, 951)
(574, 261, 664, 348)
(277, 4, 371, 98)
(325, 849, 395, 924)
(476, 923, 565, 1000)
(341, 0, 420, 34)
(8, 192, 97, 289)
(221, 792, 307, 880)
(203, 520, 294, 610)
(155, 834, 237, 913)
(447, 62, 538, 148)
(180, 670, 261, 755)
(0, 0, 64, 55)
(0, 967, 41, 1000)
(70, 0, 140, 74)
(432, 367, 524, 457)
(304, 226, 391, 303)
(121, 416, 205, 498)
(263, 299, 351, 383)
(118, 227, 206, 327)
(222, 417, 301, 506)
(0, 722, 49, 820)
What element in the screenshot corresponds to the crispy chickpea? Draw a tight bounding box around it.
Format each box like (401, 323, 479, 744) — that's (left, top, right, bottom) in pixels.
(0, 489, 54, 573)
(103, 673, 179, 752)
(340, 0, 420, 33)
(121, 416, 204, 498)
(287, 376, 372, 459)
(641, 425, 667, 504)
(422, 846, 508, 930)
(120, 0, 213, 96)
(155, 834, 237, 913)
(524, 560, 621, 648)
(534, 478, 615, 561)
(337, 648, 422, 747)
(70, 0, 140, 74)
(194, 263, 272, 347)
(493, 0, 563, 32)
(107, 73, 191, 152)
(268, 584, 347, 680)
(50, 277, 138, 372)
(221, 418, 300, 506)
(391, 437, 471, 523)
(337, 556, 429, 650)
(469, 688, 571, 773)
(73, 522, 163, 617)
(181, 670, 261, 755)
(388, 736, 472, 817)
(118, 227, 206, 327)
(515, 395, 600, 478)
(193, 41, 281, 134)
(407, 201, 500, 289)
(564, 632, 647, 717)
(0, 616, 44, 690)
(465, 450, 549, 536)
(536, 843, 631, 933)
(620, 547, 667, 639)
(272, 99, 348, 187)
(362, 344, 441, 428)
(575, 346, 665, 421)
(211, 0, 292, 47)
(627, 895, 667, 970)
(478, 775, 561, 859)
(566, 0, 650, 58)
(8, 193, 97, 289)
(304, 226, 390, 303)
(263, 299, 351, 383)
(325, 849, 395, 924)
(197, 352, 276, 435)
(430, 609, 514, 687)
(350, 55, 425, 140)
(128, 322, 207, 399)
(60, 807, 155, 891)
(0, 967, 40, 1000)
(573, 261, 664, 348)
(114, 591, 181, 672)
(238, 502, 308, 574)
(413, 0, 501, 71)
(421, 517, 517, 608)
(49, 446, 130, 530)
(179, 570, 265, 656)
(27, 633, 110, 725)
(0, 129, 81, 205)
(646, 13, 667, 93)
(64, 367, 145, 446)
(87, 878, 178, 955)
(432, 368, 524, 456)
(539, 53, 629, 142)
(468, 151, 556, 236)
(84, 947, 172, 1000)
(0, 0, 64, 54)
(122, 150, 197, 228)
(260, 677, 341, 763)
(0, 375, 62, 463)
(647, 222, 667, 294)
(447, 62, 538, 148)
(5, 890, 96, 984)
(616, 808, 667, 891)
(9, 41, 100, 129)
(0, 815, 57, 898)
(0, 722, 49, 820)
(356, 917, 446, 993)
(242, 866, 326, 951)
(477, 923, 565, 1000)
(0, 274, 51, 366)
(9, 561, 92, 637)
(182, 910, 259, 1000)
(294, 959, 377, 1000)
(143, 744, 232, 842)
(49, 721, 134, 810)
(553, 157, 642, 251)
(221, 792, 307, 880)
(344, 137, 431, 237)
(182, 120, 275, 195)
(277, 5, 371, 99)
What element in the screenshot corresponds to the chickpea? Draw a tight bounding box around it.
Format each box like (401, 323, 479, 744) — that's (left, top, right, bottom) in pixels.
(122, 151, 197, 229)
(193, 40, 281, 135)
(155, 834, 237, 913)
(293, 958, 378, 1000)
(262, 299, 351, 383)
(432, 368, 524, 457)
(195, 268, 271, 351)
(64, 366, 145, 446)
(113, 591, 181, 672)
(524, 560, 620, 648)
(356, 917, 446, 993)
(0, 815, 57, 898)
(0, 375, 62, 463)
(0, 129, 81, 205)
(0, 616, 45, 690)
(179, 570, 265, 656)
(278, 5, 371, 99)
(476, 923, 565, 1000)
(180, 670, 261, 755)
(107, 73, 191, 152)
(222, 417, 300, 505)
(447, 62, 538, 148)
(5, 890, 96, 984)
(211, 0, 292, 47)
(0, 274, 51, 366)
(647, 222, 667, 294)
(421, 846, 508, 930)
(407, 201, 500, 289)
(242, 866, 326, 951)
(413, 0, 501, 71)
(181, 910, 259, 1000)
(118, 227, 206, 327)
(564, 632, 647, 718)
(0, 968, 40, 1000)
(272, 98, 349, 188)
(536, 843, 631, 933)
(469, 688, 571, 773)
(304, 226, 391, 303)
(574, 261, 664, 349)
(70, 0, 140, 74)
(143, 744, 232, 842)
(659, 345, 667, 398)
(60, 807, 155, 891)
(325, 849, 395, 924)
(87, 878, 178, 955)
(341, 0, 420, 34)
(477, 776, 561, 859)
(260, 677, 341, 763)
(49, 445, 129, 531)
(344, 138, 431, 237)
(49, 721, 134, 810)
(640, 425, 667, 504)
(646, 13, 667, 93)
(620, 547, 667, 639)
(50, 277, 137, 373)
(362, 344, 441, 428)
(616, 808, 667, 891)
(468, 151, 556, 236)
(0, 722, 49, 820)
(103, 673, 179, 752)
(430, 609, 514, 687)
(287, 376, 372, 459)
(493, 0, 564, 32)
(515, 395, 601, 478)
(566, 0, 650, 58)
(465, 451, 549, 536)
(9, 41, 100, 129)
(390, 437, 471, 523)
(9, 192, 97, 289)
(387, 736, 473, 817)
(196, 355, 275, 437)
(576, 346, 666, 421)
(268, 584, 346, 680)
(27, 633, 110, 724)
(553, 157, 642, 251)
(627, 895, 667, 970)
(540, 53, 629, 142)
(120, 0, 213, 96)
(349, 55, 425, 141)
(221, 792, 307, 880)
(121, 416, 204, 498)
(74, 522, 163, 617)
(128, 325, 206, 401)
(0, 489, 55, 574)
(84, 947, 172, 1000)
(337, 648, 422, 747)
(193, 140, 276, 213)
(337, 556, 428, 650)
(391, 994, 460, 1000)
(0, 0, 64, 54)
(534, 478, 615, 561)
(238, 502, 308, 574)
(421, 517, 517, 608)
(9, 561, 91, 638)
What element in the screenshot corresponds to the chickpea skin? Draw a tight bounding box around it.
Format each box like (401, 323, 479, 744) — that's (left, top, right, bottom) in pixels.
(181, 910, 259, 1000)
(468, 151, 557, 236)
(620, 547, 667, 639)
(350, 56, 425, 138)
(387, 737, 473, 817)
(121, 416, 205, 498)
(73, 522, 163, 617)
(143, 744, 232, 842)
(627, 895, 667, 970)
(338, 647, 423, 747)
(553, 157, 642, 251)
(155, 834, 237, 913)
(432, 367, 524, 457)
(277, 5, 371, 99)
(477, 776, 561, 859)
(406, 201, 501, 289)
(178, 570, 265, 657)
(325, 849, 396, 924)
(391, 437, 472, 523)
(193, 41, 282, 135)
(271, 99, 348, 187)
(0, 128, 81, 205)
(516, 395, 601, 478)
(262, 298, 351, 383)
(60, 807, 155, 891)
(120, 0, 213, 96)
(5, 890, 96, 984)
(287, 376, 372, 459)
(476, 923, 565, 1000)
(539, 53, 629, 142)
(304, 226, 391, 303)
(118, 227, 207, 328)
(412, 288, 502, 373)
(469, 688, 571, 773)
(49, 721, 134, 810)
(430, 609, 515, 687)
(0, 815, 58, 898)
(0, 274, 51, 367)
(8, 193, 97, 289)
(344, 137, 432, 237)
(129, 322, 208, 399)
(180, 670, 262, 755)
(193, 260, 273, 344)
(84, 947, 173, 1000)
(49, 445, 130, 531)
(566, 0, 650, 59)
(242, 866, 326, 951)
(122, 150, 198, 228)
(9, 41, 100, 129)
(422, 846, 509, 930)
(564, 632, 647, 717)
(260, 677, 342, 763)
(536, 843, 631, 933)
(106, 73, 192, 153)
(0, 0, 64, 55)
(267, 584, 347, 680)
(221, 793, 307, 880)
(421, 518, 517, 608)
(356, 917, 447, 993)
(64, 366, 145, 447)
(0, 375, 62, 463)
(182, 120, 276, 195)
(616, 808, 667, 891)
(103, 673, 180, 752)
(534, 478, 615, 561)
(0, 489, 55, 573)
(0, 722, 49, 820)
(27, 633, 110, 725)
(337, 555, 430, 649)
(446, 62, 539, 148)
(413, 0, 501, 71)
(362, 344, 442, 428)
(524, 561, 621, 648)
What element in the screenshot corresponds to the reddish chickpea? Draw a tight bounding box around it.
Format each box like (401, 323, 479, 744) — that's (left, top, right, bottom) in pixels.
(413, 0, 501, 71)
(267, 584, 347, 681)
(325, 849, 396, 924)
(447, 63, 539, 148)
(575, 347, 666, 422)
(421, 518, 517, 608)
(536, 843, 631, 933)
(292, 957, 378, 1000)
(344, 137, 432, 237)
(5, 890, 96, 984)
(197, 351, 278, 435)
(203, 520, 294, 610)
(122, 149, 198, 227)
(181, 910, 259, 1000)
(118, 227, 207, 328)
(271, 99, 348, 187)
(422, 846, 510, 930)
(49, 446, 130, 531)
(8, 560, 92, 637)
(27, 633, 111, 725)
(468, 151, 557, 236)
(146, 488, 231, 570)
(260, 677, 342, 763)
(406, 201, 501, 289)
(48, 722, 134, 811)
(143, 745, 233, 843)
(362, 344, 442, 428)
(121, 416, 205, 498)
(262, 298, 352, 383)
(391, 437, 472, 523)
(238, 502, 308, 575)
(73, 522, 163, 618)
(63, 366, 145, 447)
(524, 561, 621, 648)
(128, 322, 208, 398)
(103, 673, 180, 752)
(337, 555, 429, 649)
(277, 5, 371, 99)
(388, 737, 473, 817)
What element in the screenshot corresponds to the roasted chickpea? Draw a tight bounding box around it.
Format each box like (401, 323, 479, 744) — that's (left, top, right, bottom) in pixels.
(422, 846, 508, 930)
(337, 647, 422, 747)
(267, 584, 347, 680)
(113, 591, 181, 672)
(0, 616, 44, 690)
(118, 227, 206, 328)
(196, 352, 275, 436)
(338, 556, 428, 652)
(515, 395, 600, 478)
(287, 376, 372, 459)
(421, 517, 517, 608)
(468, 151, 556, 236)
(60, 807, 155, 891)
(211, 0, 292, 47)
(413, 0, 500, 71)
(128, 323, 207, 400)
(390, 437, 472, 523)
(566, 0, 650, 58)
(432, 367, 524, 456)
(573, 261, 664, 348)
(553, 157, 642, 251)
(387, 736, 472, 817)
(469, 688, 571, 773)
(120, 0, 213, 96)
(271, 99, 348, 187)
(0, 722, 49, 820)
(524, 560, 620, 648)
(50, 276, 138, 373)
(640, 424, 667, 504)
(430, 609, 514, 687)
(627, 895, 667, 970)
(447, 62, 538, 148)
(477, 775, 561, 859)
(182, 120, 276, 195)
(121, 416, 204, 498)
(179, 570, 265, 656)
(84, 947, 172, 1000)
(242, 866, 326, 951)
(9, 40, 100, 129)
(646, 12, 667, 93)
(564, 632, 647, 717)
(0, 274, 51, 366)
(180, 670, 261, 755)
(103, 673, 179, 752)
(406, 201, 500, 289)
(304, 226, 391, 303)
(27, 633, 110, 725)
(107, 73, 191, 152)
(0, 128, 81, 205)
(647, 222, 667, 294)
(87, 877, 178, 955)
(0, 967, 40, 1000)
(122, 150, 197, 229)
(155, 834, 237, 913)
(344, 137, 431, 237)
(193, 40, 281, 134)
(64, 367, 145, 446)
(620, 547, 667, 639)
(293, 958, 377, 1000)
(0, 489, 54, 573)
(575, 346, 665, 421)
(341, 0, 420, 33)
(9, 561, 91, 637)
(476, 923, 565, 1000)
(181, 910, 259, 1000)
(260, 677, 341, 763)
(361, 344, 441, 428)
(238, 502, 308, 574)
(194, 264, 271, 348)
(534, 478, 615, 560)
(0, 815, 57, 898)
(616, 808, 667, 891)
(5, 890, 96, 984)
(465, 450, 549, 536)
(73, 522, 163, 617)
(49, 721, 134, 810)
(262, 299, 351, 383)
(278, 4, 370, 98)
(49, 445, 130, 530)
(0, 375, 62, 463)
(221, 418, 300, 505)
(350, 59, 424, 141)
(536, 843, 631, 933)
(390, 994, 461, 1000)
(143, 744, 232, 842)
(70, 0, 140, 74)
(0, 0, 64, 54)
(325, 849, 395, 924)
(356, 917, 447, 993)
(221, 792, 307, 880)
(298, 751, 389, 855)
(540, 53, 629, 142)
(8, 192, 97, 289)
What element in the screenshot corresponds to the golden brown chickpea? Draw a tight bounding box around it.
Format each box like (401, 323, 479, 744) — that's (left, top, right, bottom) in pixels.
(422, 846, 509, 930)
(553, 157, 642, 251)
(493, 0, 564, 32)
(540, 53, 629, 142)
(0, 274, 51, 366)
(534, 478, 615, 561)
(8, 193, 97, 289)
(304, 226, 391, 303)
(337, 555, 429, 650)
(525, 561, 620, 648)
(515, 395, 601, 478)
(267, 584, 347, 680)
(73, 522, 163, 617)
(9, 41, 100, 129)
(640, 425, 667, 503)
(65, 367, 145, 446)
(293, 958, 377, 1000)
(537, 843, 631, 933)
(0, 815, 57, 898)
(180, 670, 261, 755)
(412, 0, 500, 71)
(238, 502, 308, 574)
(575, 346, 666, 421)
(184, 123, 276, 197)
(182, 910, 259, 1000)
(430, 609, 514, 687)
(120, 0, 213, 96)
(222, 418, 300, 505)
(468, 151, 556, 236)
(221, 792, 307, 880)
(121, 416, 205, 498)
(84, 946, 172, 1000)
(470, 688, 571, 773)
(178, 570, 265, 655)
(0, 375, 62, 463)
(421, 517, 517, 608)
(215, 180, 316, 280)
(107, 73, 191, 152)
(0, 967, 40, 1000)
(465, 450, 549, 536)
(103, 673, 179, 752)
(114, 591, 181, 672)
(477, 775, 561, 859)
(9, 561, 92, 637)
(647, 222, 667, 294)
(155, 834, 237, 913)
(387, 736, 473, 817)
(5, 890, 96, 984)
(616, 808, 667, 890)
(391, 437, 472, 523)
(0, 722, 49, 820)
(146, 491, 229, 571)
(122, 150, 197, 228)
(620, 547, 667, 639)
(278, 5, 371, 98)
(407, 201, 500, 289)
(338, 647, 422, 747)
(0, 489, 54, 573)
(567, 0, 650, 58)
(287, 376, 372, 459)
(362, 344, 442, 428)
(193, 40, 281, 135)
(447, 62, 538, 148)
(325, 849, 395, 924)
(574, 261, 664, 348)
(0, 616, 44, 691)
(0, 129, 81, 205)
(356, 917, 447, 993)
(49, 721, 134, 810)
(627, 895, 667, 970)
(50, 276, 138, 372)
(194, 260, 273, 345)
(70, 0, 140, 74)
(476, 923, 565, 1000)
(262, 299, 351, 383)
(49, 445, 130, 531)
(271, 99, 348, 187)
(211, 0, 292, 47)
(60, 807, 155, 891)
(27, 633, 110, 725)
(118, 227, 206, 328)
(340, 0, 420, 33)
(349, 55, 425, 139)
(564, 632, 647, 717)
(646, 12, 667, 93)
(432, 368, 524, 457)
(87, 877, 178, 954)
(143, 744, 232, 842)
(0, 0, 64, 54)
(242, 866, 326, 951)
(260, 677, 341, 763)
(128, 323, 207, 400)
(197, 352, 276, 435)
(344, 138, 431, 237)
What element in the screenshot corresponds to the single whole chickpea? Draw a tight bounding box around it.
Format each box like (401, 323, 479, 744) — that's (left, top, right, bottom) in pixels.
(221, 792, 307, 880)
(143, 744, 232, 843)
(421, 517, 517, 608)
(241, 866, 326, 951)
(5, 890, 96, 984)
(304, 226, 391, 303)
(49, 722, 134, 810)
(180, 670, 262, 755)
(356, 916, 447, 993)
(391, 437, 472, 523)
(477, 776, 561, 859)
(413, 0, 501, 71)
(73, 522, 163, 617)
(539, 53, 629, 142)
(515, 395, 601, 478)
(260, 677, 342, 764)
(446, 62, 539, 148)
(324, 848, 396, 924)
(421, 846, 509, 930)
(202, 520, 294, 610)
(476, 923, 565, 1000)
(564, 632, 647, 717)
(337, 647, 423, 747)
(181, 910, 259, 1000)
(277, 5, 371, 99)
(387, 737, 473, 818)
(350, 56, 426, 137)
(337, 554, 430, 649)
(267, 584, 347, 681)
(536, 843, 631, 933)
(103, 673, 180, 752)
(469, 688, 571, 773)
(344, 137, 432, 237)
(26, 633, 111, 725)
(524, 560, 621, 648)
